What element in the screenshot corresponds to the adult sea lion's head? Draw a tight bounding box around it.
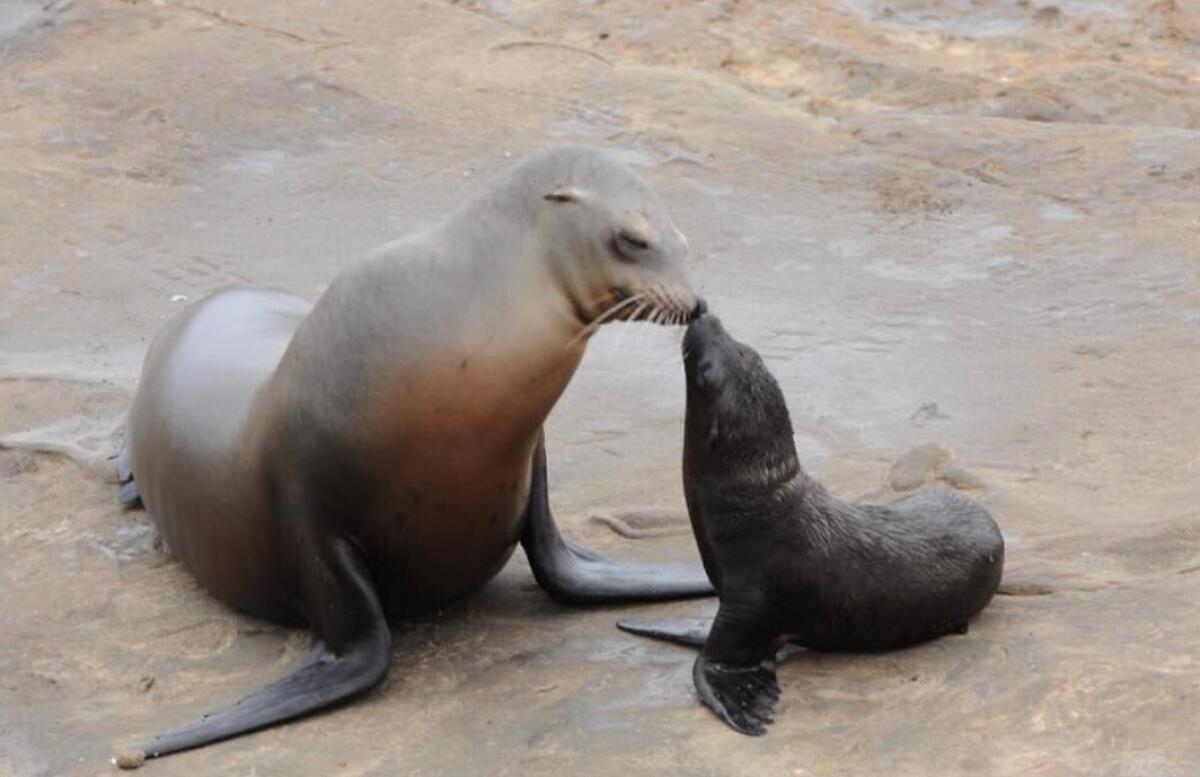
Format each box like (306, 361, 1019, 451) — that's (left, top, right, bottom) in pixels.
(516, 146, 705, 332)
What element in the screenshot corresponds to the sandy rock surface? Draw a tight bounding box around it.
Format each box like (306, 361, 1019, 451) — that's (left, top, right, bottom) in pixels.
(2, 1, 1198, 775)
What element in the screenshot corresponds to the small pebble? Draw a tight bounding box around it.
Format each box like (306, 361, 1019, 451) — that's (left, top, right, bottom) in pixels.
(937, 464, 987, 490)
(889, 442, 954, 491)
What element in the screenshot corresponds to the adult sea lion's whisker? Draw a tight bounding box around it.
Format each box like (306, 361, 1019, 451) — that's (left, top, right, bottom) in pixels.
(604, 292, 645, 323)
(629, 299, 653, 324)
(611, 299, 653, 354)
(569, 292, 645, 346)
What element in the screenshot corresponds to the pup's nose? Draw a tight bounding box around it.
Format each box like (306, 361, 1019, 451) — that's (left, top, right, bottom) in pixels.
(689, 297, 708, 321)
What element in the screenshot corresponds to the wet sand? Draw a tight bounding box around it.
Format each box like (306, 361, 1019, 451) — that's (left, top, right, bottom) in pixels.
(2, 1, 1198, 775)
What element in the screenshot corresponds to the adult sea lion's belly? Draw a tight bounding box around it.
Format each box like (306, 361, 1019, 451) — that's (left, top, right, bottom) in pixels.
(365, 434, 537, 615)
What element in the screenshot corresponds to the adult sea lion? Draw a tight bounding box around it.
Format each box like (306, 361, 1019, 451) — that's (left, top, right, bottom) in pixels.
(618, 315, 1004, 735)
(117, 146, 712, 763)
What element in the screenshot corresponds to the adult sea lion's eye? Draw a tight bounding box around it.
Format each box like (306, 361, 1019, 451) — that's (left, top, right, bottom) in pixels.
(618, 230, 650, 250)
(613, 230, 651, 262)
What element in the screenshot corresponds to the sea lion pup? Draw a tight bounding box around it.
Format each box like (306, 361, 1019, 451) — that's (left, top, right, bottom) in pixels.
(116, 146, 713, 764)
(618, 315, 1004, 735)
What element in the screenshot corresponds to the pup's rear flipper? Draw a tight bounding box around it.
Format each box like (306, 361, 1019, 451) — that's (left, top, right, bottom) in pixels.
(616, 617, 712, 648)
(117, 443, 142, 508)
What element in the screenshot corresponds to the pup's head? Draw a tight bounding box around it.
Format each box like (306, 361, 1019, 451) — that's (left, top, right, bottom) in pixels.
(682, 315, 798, 482)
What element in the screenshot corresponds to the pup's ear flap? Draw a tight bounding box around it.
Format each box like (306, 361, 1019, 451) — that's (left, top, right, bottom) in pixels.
(708, 418, 720, 448)
(543, 186, 585, 203)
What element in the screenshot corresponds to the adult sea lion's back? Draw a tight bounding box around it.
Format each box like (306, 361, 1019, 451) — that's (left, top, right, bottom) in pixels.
(126, 286, 311, 621)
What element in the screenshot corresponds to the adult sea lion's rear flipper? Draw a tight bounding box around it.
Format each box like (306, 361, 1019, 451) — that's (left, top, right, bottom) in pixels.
(124, 539, 391, 765)
(521, 434, 714, 604)
(616, 617, 713, 648)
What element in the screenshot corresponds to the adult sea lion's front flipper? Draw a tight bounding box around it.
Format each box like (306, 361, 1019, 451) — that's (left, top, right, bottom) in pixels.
(127, 537, 391, 764)
(616, 617, 713, 648)
(521, 434, 714, 603)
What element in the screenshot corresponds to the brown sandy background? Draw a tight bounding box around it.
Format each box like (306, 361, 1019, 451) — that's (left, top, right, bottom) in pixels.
(2, 1, 1198, 775)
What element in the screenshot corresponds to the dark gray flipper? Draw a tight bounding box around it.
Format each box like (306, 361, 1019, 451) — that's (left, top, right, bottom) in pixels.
(521, 433, 714, 604)
(117, 443, 142, 509)
(616, 617, 713, 648)
(130, 538, 390, 761)
(693, 590, 780, 735)
(694, 656, 780, 736)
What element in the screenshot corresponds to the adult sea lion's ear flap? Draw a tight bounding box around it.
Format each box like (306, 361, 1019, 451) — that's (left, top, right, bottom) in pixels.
(544, 186, 586, 203)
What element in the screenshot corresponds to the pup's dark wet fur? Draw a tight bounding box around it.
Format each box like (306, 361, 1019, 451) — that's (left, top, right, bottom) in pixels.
(619, 315, 1004, 735)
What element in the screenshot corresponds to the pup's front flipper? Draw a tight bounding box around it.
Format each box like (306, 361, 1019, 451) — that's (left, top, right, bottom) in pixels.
(693, 655, 780, 736)
(521, 433, 714, 603)
(694, 590, 780, 735)
(616, 617, 713, 648)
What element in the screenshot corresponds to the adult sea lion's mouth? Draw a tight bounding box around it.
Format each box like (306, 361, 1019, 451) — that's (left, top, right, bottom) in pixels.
(599, 286, 704, 326)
